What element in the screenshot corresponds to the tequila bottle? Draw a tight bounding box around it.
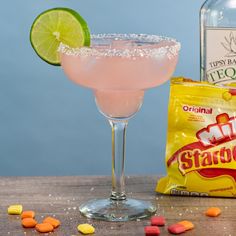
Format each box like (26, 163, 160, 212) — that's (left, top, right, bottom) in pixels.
(200, 0, 236, 84)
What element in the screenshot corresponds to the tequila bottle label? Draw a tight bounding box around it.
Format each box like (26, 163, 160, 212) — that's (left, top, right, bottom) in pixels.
(206, 28, 236, 84)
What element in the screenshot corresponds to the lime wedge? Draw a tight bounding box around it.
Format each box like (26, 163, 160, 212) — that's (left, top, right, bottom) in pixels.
(30, 8, 90, 65)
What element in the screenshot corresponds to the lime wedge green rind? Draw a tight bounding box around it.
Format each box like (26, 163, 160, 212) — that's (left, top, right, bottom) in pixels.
(30, 7, 90, 66)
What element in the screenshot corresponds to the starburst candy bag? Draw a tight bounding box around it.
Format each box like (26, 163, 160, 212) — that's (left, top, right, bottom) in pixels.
(156, 78, 236, 197)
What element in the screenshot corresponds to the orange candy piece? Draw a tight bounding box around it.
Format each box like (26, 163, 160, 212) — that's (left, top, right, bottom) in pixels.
(216, 113, 230, 124)
(21, 211, 35, 219)
(178, 220, 194, 231)
(21, 218, 37, 228)
(43, 216, 60, 228)
(35, 223, 54, 233)
(205, 207, 221, 217)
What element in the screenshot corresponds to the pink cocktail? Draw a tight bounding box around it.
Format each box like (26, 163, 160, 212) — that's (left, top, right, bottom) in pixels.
(59, 34, 180, 221)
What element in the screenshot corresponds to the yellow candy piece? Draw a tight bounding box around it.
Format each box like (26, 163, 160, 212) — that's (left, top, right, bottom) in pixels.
(222, 91, 232, 101)
(8, 205, 23, 215)
(77, 223, 95, 235)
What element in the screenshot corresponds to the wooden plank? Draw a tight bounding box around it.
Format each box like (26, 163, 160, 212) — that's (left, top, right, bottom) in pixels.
(0, 176, 235, 235)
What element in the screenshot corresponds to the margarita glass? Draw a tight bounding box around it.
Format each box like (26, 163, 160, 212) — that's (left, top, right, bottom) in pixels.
(59, 34, 180, 222)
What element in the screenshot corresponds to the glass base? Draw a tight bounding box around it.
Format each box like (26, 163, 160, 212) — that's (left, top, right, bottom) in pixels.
(79, 198, 156, 222)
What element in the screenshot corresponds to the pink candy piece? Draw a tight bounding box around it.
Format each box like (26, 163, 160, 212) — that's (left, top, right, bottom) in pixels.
(168, 223, 186, 234)
(144, 226, 160, 236)
(151, 216, 166, 226)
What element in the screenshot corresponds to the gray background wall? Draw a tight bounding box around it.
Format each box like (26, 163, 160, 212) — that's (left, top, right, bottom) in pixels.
(0, 0, 204, 176)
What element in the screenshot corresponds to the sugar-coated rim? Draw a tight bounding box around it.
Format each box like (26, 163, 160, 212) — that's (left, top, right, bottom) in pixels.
(58, 33, 181, 59)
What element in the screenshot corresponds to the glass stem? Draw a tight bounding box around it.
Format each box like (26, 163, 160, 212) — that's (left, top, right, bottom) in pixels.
(109, 120, 128, 201)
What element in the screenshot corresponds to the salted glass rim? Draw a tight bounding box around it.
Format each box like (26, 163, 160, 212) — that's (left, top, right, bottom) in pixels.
(58, 33, 181, 58)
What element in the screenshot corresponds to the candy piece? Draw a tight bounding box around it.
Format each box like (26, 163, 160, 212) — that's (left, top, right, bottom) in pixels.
(205, 207, 221, 217)
(21, 218, 37, 228)
(151, 216, 166, 226)
(229, 88, 236, 96)
(216, 113, 230, 124)
(222, 91, 232, 101)
(178, 220, 194, 231)
(77, 223, 95, 235)
(144, 226, 160, 236)
(21, 211, 35, 219)
(35, 223, 54, 233)
(168, 223, 186, 234)
(8, 205, 23, 215)
(43, 216, 60, 228)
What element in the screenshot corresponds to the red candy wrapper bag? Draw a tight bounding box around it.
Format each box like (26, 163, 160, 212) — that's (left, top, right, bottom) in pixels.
(156, 78, 236, 197)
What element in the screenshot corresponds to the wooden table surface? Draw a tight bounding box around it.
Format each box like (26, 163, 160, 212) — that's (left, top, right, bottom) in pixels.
(0, 176, 235, 236)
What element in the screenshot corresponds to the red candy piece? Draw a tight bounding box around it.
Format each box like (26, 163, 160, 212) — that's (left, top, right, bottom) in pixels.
(230, 89, 236, 96)
(151, 216, 166, 226)
(144, 226, 160, 236)
(168, 224, 186, 234)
